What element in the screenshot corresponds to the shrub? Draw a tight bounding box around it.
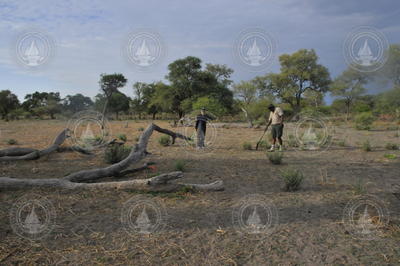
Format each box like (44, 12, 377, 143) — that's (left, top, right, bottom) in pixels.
(6, 139, 18, 145)
(362, 140, 372, 152)
(242, 142, 252, 150)
(158, 135, 171, 146)
(267, 151, 283, 165)
(281, 169, 304, 192)
(385, 143, 398, 150)
(384, 154, 397, 160)
(138, 127, 144, 131)
(354, 112, 375, 130)
(134, 136, 139, 142)
(118, 134, 127, 142)
(174, 159, 186, 171)
(257, 140, 270, 150)
(337, 140, 346, 147)
(104, 144, 131, 164)
(287, 134, 298, 147)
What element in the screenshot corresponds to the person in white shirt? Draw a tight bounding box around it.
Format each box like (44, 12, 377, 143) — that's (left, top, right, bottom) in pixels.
(266, 104, 284, 151)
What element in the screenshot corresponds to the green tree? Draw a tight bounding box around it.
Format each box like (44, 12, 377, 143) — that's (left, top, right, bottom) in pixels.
(108, 92, 130, 119)
(63, 93, 93, 113)
(380, 44, 400, 86)
(192, 96, 227, 117)
(22, 91, 61, 119)
(0, 90, 20, 120)
(258, 49, 331, 114)
(330, 68, 368, 120)
(99, 73, 127, 115)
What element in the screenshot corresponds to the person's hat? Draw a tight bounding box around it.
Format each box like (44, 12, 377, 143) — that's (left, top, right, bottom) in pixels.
(268, 104, 275, 109)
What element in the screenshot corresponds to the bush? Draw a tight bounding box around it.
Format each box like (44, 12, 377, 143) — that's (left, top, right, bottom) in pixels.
(337, 140, 346, 147)
(104, 144, 131, 164)
(118, 134, 127, 142)
(242, 142, 252, 150)
(6, 139, 18, 145)
(138, 127, 144, 131)
(281, 169, 304, 192)
(362, 140, 372, 152)
(267, 151, 283, 165)
(384, 154, 397, 160)
(287, 134, 298, 147)
(354, 112, 375, 130)
(158, 135, 171, 146)
(257, 140, 270, 150)
(174, 159, 186, 171)
(385, 143, 398, 150)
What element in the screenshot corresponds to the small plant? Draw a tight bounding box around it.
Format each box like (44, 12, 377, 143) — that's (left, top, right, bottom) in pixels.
(353, 177, 368, 195)
(257, 140, 270, 150)
(158, 135, 171, 147)
(281, 169, 304, 192)
(242, 142, 252, 150)
(287, 134, 298, 147)
(174, 159, 186, 171)
(138, 127, 144, 131)
(385, 143, 398, 150)
(6, 139, 18, 145)
(384, 154, 397, 160)
(362, 140, 372, 152)
(104, 144, 131, 164)
(118, 134, 127, 142)
(354, 112, 375, 130)
(337, 140, 346, 147)
(267, 151, 283, 165)
(134, 136, 139, 142)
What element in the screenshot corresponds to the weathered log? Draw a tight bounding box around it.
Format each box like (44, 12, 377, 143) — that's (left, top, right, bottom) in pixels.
(0, 123, 223, 192)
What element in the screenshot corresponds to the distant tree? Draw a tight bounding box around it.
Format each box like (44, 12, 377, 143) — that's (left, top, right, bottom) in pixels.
(192, 96, 227, 117)
(257, 49, 331, 114)
(22, 91, 62, 119)
(233, 81, 258, 127)
(380, 44, 400, 86)
(376, 86, 400, 116)
(99, 73, 127, 115)
(330, 68, 368, 120)
(63, 93, 93, 113)
(131, 82, 162, 119)
(0, 90, 20, 120)
(108, 92, 130, 119)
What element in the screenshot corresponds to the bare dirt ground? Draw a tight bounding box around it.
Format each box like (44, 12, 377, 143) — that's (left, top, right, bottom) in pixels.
(0, 119, 399, 265)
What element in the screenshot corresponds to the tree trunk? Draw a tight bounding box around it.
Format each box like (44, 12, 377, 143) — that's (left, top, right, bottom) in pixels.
(0, 123, 222, 192)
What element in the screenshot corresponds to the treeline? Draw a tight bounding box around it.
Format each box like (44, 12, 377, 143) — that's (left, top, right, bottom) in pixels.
(1, 45, 399, 123)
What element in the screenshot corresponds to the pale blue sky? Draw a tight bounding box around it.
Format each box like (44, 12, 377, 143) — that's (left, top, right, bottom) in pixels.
(0, 0, 399, 102)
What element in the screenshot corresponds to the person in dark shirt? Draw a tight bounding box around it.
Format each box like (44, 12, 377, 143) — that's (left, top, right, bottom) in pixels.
(195, 108, 214, 148)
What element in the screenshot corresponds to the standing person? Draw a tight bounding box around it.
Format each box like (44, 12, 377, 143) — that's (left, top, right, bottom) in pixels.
(195, 108, 213, 149)
(266, 104, 284, 152)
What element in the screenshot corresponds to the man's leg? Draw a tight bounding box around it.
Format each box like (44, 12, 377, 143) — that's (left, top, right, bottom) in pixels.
(269, 125, 277, 151)
(278, 124, 283, 151)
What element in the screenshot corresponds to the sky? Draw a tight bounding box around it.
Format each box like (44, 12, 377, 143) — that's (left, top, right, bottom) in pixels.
(0, 0, 399, 103)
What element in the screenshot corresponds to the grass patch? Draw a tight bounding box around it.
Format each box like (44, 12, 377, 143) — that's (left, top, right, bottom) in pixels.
(385, 143, 399, 150)
(174, 159, 187, 171)
(337, 140, 346, 147)
(362, 140, 372, 152)
(384, 154, 397, 160)
(158, 135, 172, 146)
(242, 142, 252, 150)
(267, 151, 283, 165)
(281, 169, 304, 192)
(117, 133, 127, 142)
(104, 144, 131, 164)
(6, 139, 18, 145)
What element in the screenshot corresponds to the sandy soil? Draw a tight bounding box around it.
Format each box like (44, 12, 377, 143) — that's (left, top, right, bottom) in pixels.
(0, 119, 399, 265)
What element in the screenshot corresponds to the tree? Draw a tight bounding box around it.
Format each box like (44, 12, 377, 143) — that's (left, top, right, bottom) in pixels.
(330, 68, 368, 120)
(22, 91, 62, 119)
(63, 94, 94, 113)
(108, 92, 130, 120)
(257, 49, 331, 114)
(192, 96, 227, 117)
(233, 81, 258, 127)
(380, 44, 400, 86)
(131, 82, 162, 119)
(99, 73, 127, 116)
(0, 90, 19, 120)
